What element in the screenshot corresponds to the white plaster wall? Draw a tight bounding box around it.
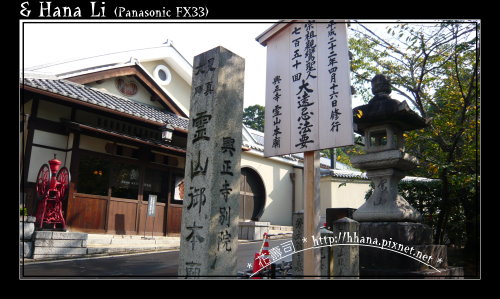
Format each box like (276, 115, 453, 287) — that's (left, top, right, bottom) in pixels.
(293, 167, 304, 212)
(87, 76, 164, 110)
(26, 100, 73, 183)
(320, 177, 371, 220)
(293, 170, 371, 223)
(331, 179, 370, 209)
(141, 60, 191, 115)
(33, 130, 68, 148)
(27, 130, 71, 183)
(27, 147, 68, 183)
(241, 151, 294, 226)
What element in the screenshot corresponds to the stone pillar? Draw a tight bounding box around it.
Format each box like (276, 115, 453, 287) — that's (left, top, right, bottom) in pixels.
(331, 217, 359, 278)
(19, 216, 36, 258)
(178, 46, 245, 278)
(291, 211, 304, 277)
(320, 226, 333, 278)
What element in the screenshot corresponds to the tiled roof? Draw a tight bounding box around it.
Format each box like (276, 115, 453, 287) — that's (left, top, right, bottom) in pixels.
(245, 127, 265, 146)
(321, 169, 367, 179)
(321, 168, 438, 182)
(21, 77, 189, 130)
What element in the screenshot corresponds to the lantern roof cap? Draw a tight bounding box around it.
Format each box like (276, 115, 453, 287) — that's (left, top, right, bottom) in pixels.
(353, 74, 428, 134)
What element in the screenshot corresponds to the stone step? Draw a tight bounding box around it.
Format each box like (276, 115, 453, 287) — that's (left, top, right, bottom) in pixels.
(86, 234, 179, 247)
(34, 231, 88, 240)
(268, 225, 293, 232)
(86, 234, 179, 246)
(86, 244, 180, 255)
(34, 246, 88, 256)
(86, 238, 181, 256)
(87, 233, 176, 239)
(34, 239, 87, 248)
(86, 238, 112, 246)
(28, 226, 289, 261)
(27, 232, 180, 261)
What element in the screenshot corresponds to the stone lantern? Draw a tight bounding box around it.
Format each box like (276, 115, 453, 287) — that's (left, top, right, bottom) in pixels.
(351, 74, 427, 222)
(349, 74, 463, 277)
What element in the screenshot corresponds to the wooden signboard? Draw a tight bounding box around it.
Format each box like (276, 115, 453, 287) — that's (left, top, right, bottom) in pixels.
(260, 20, 354, 157)
(258, 19, 354, 278)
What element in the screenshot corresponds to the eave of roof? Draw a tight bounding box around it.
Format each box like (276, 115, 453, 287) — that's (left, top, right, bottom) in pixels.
(257, 20, 352, 46)
(64, 120, 187, 154)
(256, 20, 294, 46)
(21, 77, 189, 132)
(62, 63, 187, 118)
(24, 44, 193, 117)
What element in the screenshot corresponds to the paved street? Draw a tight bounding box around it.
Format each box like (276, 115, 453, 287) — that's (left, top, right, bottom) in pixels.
(21, 238, 292, 279)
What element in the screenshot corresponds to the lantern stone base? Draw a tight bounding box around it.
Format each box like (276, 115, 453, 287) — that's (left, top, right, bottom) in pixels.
(353, 168, 422, 222)
(360, 243, 448, 272)
(360, 267, 464, 278)
(357, 222, 463, 278)
(353, 195, 422, 222)
(359, 222, 433, 245)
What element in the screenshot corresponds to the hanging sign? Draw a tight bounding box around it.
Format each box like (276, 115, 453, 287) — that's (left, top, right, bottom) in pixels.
(258, 20, 354, 157)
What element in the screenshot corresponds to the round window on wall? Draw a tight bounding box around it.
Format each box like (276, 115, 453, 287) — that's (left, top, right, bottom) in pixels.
(154, 64, 172, 85)
(115, 78, 138, 96)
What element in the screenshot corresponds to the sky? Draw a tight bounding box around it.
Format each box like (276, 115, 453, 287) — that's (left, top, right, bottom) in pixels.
(20, 20, 374, 109)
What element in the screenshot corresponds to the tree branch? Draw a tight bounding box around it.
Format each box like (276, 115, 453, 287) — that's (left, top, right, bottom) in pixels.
(352, 21, 406, 56)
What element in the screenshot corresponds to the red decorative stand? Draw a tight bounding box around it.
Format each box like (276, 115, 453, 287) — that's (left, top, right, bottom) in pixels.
(35, 155, 70, 230)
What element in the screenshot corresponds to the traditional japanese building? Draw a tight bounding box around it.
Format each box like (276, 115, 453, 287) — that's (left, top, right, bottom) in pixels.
(20, 42, 372, 236)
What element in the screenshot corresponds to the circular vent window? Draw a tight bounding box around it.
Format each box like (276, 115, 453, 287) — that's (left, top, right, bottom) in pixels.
(154, 64, 172, 85)
(115, 78, 138, 96)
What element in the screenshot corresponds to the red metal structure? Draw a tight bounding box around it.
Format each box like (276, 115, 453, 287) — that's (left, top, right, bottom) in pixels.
(35, 155, 70, 230)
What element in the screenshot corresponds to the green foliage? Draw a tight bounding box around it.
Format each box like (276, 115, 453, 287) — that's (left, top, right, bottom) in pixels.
(320, 147, 351, 168)
(20, 207, 28, 216)
(243, 104, 265, 132)
(320, 136, 366, 169)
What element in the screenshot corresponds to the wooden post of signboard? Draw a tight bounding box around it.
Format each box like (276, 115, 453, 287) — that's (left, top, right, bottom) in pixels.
(303, 150, 321, 278)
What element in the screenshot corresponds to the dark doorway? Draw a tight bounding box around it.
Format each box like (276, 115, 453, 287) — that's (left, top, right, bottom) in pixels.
(240, 167, 266, 221)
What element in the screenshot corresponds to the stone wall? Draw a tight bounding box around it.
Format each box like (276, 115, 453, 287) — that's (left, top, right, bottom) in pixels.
(32, 231, 88, 260)
(238, 221, 270, 240)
